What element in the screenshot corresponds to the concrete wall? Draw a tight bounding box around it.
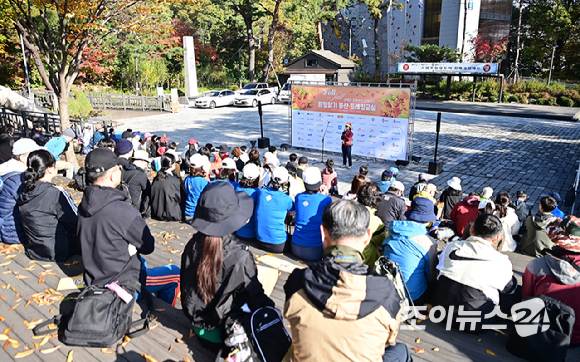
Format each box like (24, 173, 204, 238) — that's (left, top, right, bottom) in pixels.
(336, 69, 354, 83)
(439, 0, 481, 61)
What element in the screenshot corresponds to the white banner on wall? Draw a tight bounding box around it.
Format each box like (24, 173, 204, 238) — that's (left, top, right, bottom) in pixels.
(398, 62, 499, 74)
(291, 86, 412, 161)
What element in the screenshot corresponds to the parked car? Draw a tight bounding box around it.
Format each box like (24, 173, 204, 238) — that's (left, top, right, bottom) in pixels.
(236, 83, 279, 96)
(195, 90, 237, 108)
(234, 89, 277, 107)
(278, 83, 291, 103)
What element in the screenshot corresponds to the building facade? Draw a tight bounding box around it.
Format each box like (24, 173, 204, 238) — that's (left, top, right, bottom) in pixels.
(321, 0, 512, 78)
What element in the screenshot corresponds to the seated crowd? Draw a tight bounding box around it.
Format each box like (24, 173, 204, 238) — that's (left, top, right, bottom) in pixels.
(1, 122, 579, 359)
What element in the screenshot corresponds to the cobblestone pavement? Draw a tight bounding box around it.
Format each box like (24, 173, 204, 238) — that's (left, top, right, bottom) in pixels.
(119, 104, 580, 214)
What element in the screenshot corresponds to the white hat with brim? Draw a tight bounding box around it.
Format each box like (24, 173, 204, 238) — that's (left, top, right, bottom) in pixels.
(131, 150, 152, 163)
(12, 138, 44, 156)
(447, 177, 462, 191)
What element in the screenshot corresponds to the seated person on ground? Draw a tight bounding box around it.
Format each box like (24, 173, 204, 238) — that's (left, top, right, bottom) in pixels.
(461, 199, 495, 240)
(440, 177, 462, 220)
(0, 138, 43, 245)
(234, 164, 261, 241)
(150, 153, 185, 222)
(510, 190, 531, 224)
(357, 182, 387, 267)
(79, 148, 180, 306)
(255, 167, 294, 253)
(549, 192, 566, 219)
(184, 154, 211, 224)
(181, 182, 274, 352)
(520, 196, 561, 257)
(286, 153, 298, 169)
(286, 164, 305, 201)
(451, 192, 480, 237)
(18, 150, 79, 261)
(129, 151, 153, 218)
(357, 165, 371, 183)
(96, 137, 116, 153)
(320, 159, 338, 196)
(376, 181, 407, 233)
(523, 215, 580, 345)
(284, 200, 412, 362)
(408, 173, 428, 201)
(291, 167, 332, 261)
(383, 197, 438, 305)
(45, 128, 75, 179)
(481, 186, 493, 201)
(343, 174, 366, 201)
(31, 122, 48, 146)
(434, 214, 520, 332)
(493, 192, 521, 252)
(296, 156, 308, 179)
(215, 158, 238, 187)
(376, 169, 393, 194)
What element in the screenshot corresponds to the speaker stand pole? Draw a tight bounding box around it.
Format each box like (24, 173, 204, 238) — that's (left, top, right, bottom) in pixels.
(316, 121, 331, 165)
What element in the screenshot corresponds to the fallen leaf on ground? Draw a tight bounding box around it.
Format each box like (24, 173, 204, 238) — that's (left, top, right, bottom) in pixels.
(477, 338, 482, 342)
(38, 278, 44, 285)
(415, 338, 420, 343)
(120, 335, 131, 347)
(33, 342, 39, 350)
(40, 345, 61, 354)
(485, 349, 496, 357)
(411, 347, 425, 354)
(175, 338, 185, 344)
(142, 354, 160, 362)
(3, 326, 13, 335)
(14, 350, 35, 358)
(0, 314, 4, 322)
(0, 295, 5, 302)
(49, 308, 54, 314)
(39, 335, 49, 347)
(433, 348, 440, 351)
(0, 261, 11, 266)
(168, 344, 173, 352)
(183, 357, 191, 362)
(187, 329, 195, 339)
(67, 350, 73, 362)
(9, 303, 20, 311)
(101, 348, 115, 354)
(31, 335, 47, 340)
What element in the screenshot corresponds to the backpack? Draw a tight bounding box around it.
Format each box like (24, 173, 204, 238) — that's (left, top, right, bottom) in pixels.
(506, 294, 575, 362)
(117, 169, 140, 205)
(374, 256, 413, 321)
(34, 279, 152, 348)
(72, 167, 87, 191)
(217, 306, 292, 362)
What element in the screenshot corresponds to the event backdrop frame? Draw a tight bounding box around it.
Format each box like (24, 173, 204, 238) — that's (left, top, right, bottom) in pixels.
(288, 81, 416, 162)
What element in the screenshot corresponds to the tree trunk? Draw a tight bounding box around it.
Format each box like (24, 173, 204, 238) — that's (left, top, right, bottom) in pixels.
(460, 0, 468, 61)
(317, 20, 324, 50)
(260, 0, 282, 83)
(58, 79, 80, 171)
(374, 17, 380, 79)
(247, 26, 256, 82)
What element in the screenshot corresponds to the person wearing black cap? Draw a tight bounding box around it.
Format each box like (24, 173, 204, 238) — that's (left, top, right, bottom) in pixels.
(31, 122, 48, 146)
(78, 148, 181, 306)
(181, 182, 274, 351)
(296, 156, 308, 179)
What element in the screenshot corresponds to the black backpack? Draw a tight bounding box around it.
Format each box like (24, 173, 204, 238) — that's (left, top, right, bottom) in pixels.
(117, 168, 139, 204)
(217, 306, 292, 362)
(506, 294, 575, 362)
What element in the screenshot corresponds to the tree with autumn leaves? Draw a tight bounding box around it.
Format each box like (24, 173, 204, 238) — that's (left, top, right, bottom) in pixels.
(6, 0, 189, 168)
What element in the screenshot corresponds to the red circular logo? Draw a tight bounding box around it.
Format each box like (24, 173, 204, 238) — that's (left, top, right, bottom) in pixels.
(403, 64, 409, 71)
(483, 64, 491, 72)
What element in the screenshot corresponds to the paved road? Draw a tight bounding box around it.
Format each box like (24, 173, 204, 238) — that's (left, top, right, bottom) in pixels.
(119, 103, 580, 213)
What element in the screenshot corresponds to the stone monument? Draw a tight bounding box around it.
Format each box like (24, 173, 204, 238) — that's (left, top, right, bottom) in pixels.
(183, 36, 199, 98)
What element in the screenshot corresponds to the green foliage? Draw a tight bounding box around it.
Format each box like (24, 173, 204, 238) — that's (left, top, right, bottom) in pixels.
(508, 94, 520, 103)
(449, 81, 473, 94)
(404, 44, 459, 63)
(564, 90, 580, 104)
(230, 84, 240, 91)
(548, 82, 567, 97)
(502, 92, 512, 103)
(507, 80, 548, 94)
(68, 92, 93, 118)
(558, 96, 574, 107)
(538, 98, 550, 105)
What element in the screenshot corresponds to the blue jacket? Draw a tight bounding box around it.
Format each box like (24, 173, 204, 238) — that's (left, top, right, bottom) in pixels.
(184, 176, 209, 217)
(383, 220, 437, 301)
(45, 136, 67, 160)
(552, 205, 565, 219)
(0, 170, 27, 244)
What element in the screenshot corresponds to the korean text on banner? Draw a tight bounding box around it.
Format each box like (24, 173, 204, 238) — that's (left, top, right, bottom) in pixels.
(291, 86, 410, 161)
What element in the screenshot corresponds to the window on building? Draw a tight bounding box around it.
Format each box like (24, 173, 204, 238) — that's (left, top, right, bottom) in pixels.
(422, 0, 442, 43)
(305, 59, 318, 67)
(478, 0, 512, 43)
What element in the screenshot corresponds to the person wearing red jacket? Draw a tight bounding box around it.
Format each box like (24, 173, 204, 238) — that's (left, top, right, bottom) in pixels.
(522, 215, 580, 345)
(341, 123, 353, 169)
(450, 193, 480, 237)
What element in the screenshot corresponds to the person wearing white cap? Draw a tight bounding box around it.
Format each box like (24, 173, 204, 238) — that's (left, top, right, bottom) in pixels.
(215, 158, 238, 187)
(255, 166, 294, 253)
(440, 176, 463, 220)
(481, 186, 494, 201)
(0, 138, 43, 245)
(291, 167, 333, 261)
(234, 163, 261, 240)
(184, 154, 211, 223)
(45, 127, 76, 179)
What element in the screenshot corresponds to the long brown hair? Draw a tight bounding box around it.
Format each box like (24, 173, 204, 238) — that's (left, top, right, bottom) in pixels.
(196, 235, 224, 304)
(349, 175, 366, 195)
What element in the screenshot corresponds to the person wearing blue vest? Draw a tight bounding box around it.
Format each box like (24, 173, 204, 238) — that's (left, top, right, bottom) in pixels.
(383, 197, 439, 305)
(0, 139, 43, 245)
(184, 154, 211, 224)
(376, 169, 394, 194)
(234, 163, 261, 240)
(291, 167, 332, 261)
(255, 167, 294, 253)
(45, 128, 75, 178)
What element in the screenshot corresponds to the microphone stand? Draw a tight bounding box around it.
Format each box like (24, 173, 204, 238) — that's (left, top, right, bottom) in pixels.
(320, 120, 331, 164)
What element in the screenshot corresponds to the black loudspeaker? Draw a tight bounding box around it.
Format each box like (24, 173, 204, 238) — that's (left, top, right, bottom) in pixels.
(428, 161, 443, 175)
(258, 137, 270, 149)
